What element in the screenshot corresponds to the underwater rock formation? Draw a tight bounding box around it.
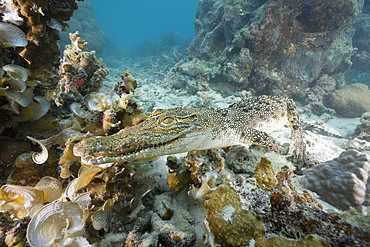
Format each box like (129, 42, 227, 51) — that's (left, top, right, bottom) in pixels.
(300, 150, 370, 212)
(324, 83, 370, 117)
(350, 2, 370, 74)
(175, 0, 362, 99)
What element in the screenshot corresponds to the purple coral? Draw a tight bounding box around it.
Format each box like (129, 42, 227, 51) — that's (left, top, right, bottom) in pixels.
(300, 150, 370, 212)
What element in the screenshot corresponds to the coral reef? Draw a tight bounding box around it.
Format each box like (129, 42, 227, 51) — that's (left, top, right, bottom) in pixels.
(324, 83, 370, 117)
(54, 31, 109, 106)
(0, 63, 50, 134)
(114, 70, 138, 95)
(0, 0, 80, 82)
(349, 1, 370, 76)
(353, 111, 370, 142)
(60, 0, 106, 55)
(152, 193, 196, 246)
(171, 0, 362, 100)
(0, 212, 29, 247)
(252, 156, 277, 189)
(67, 69, 146, 135)
(2, 1, 370, 246)
(300, 150, 370, 212)
(204, 162, 370, 246)
(225, 145, 267, 175)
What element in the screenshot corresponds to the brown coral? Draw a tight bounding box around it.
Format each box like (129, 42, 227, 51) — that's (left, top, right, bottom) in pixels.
(325, 83, 370, 117)
(253, 156, 277, 189)
(204, 184, 266, 246)
(114, 70, 138, 96)
(16, 0, 78, 80)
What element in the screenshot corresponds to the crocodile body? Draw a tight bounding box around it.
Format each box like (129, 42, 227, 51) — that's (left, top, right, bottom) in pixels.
(73, 95, 307, 165)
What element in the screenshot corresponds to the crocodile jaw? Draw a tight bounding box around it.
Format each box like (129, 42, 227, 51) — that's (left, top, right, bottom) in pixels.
(74, 133, 209, 165)
(73, 124, 205, 165)
(77, 137, 188, 165)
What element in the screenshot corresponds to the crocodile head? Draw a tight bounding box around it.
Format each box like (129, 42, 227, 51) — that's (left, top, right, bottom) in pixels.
(73, 107, 205, 165)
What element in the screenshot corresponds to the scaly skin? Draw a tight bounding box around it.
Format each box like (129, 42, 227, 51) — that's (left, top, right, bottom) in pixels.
(73, 95, 307, 165)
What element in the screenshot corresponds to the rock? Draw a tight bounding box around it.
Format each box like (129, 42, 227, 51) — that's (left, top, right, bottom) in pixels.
(180, 0, 362, 97)
(325, 83, 370, 117)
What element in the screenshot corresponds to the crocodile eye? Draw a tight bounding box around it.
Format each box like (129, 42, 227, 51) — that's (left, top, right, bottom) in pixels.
(161, 117, 175, 126)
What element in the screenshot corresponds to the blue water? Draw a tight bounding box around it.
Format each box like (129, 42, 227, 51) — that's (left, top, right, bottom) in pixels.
(88, 0, 199, 54)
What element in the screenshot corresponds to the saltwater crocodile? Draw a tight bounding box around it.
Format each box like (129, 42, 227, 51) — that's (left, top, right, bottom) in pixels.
(73, 95, 307, 165)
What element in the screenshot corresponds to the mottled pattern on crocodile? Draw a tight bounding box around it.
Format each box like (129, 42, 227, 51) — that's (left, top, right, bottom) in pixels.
(73, 95, 307, 165)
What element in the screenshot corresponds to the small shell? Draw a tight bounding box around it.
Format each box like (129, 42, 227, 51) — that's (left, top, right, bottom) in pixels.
(1, 201, 27, 219)
(26, 201, 85, 247)
(28, 96, 50, 121)
(189, 171, 218, 200)
(91, 198, 114, 231)
(34, 177, 62, 202)
(0, 184, 44, 216)
(5, 87, 33, 113)
(65, 166, 101, 198)
(0, 22, 27, 47)
(18, 96, 50, 121)
(27, 136, 48, 164)
(87, 93, 105, 111)
(87, 92, 119, 112)
(64, 178, 79, 200)
(70, 102, 88, 118)
(4, 77, 27, 93)
(2, 64, 30, 82)
(59, 236, 93, 247)
(48, 18, 63, 31)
